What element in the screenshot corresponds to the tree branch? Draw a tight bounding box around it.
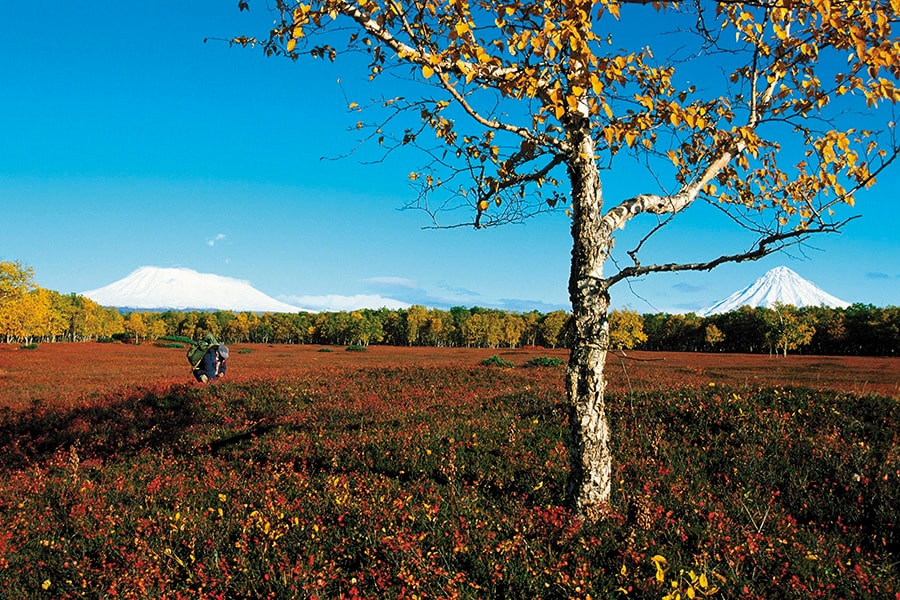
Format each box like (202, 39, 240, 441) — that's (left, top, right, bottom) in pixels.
(599, 22, 784, 235)
(329, 0, 564, 154)
(605, 215, 859, 288)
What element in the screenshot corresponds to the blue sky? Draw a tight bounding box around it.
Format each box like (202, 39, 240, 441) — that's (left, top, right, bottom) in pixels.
(1, 1, 897, 314)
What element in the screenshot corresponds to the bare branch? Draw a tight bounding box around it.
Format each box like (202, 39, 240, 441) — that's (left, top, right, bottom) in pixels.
(606, 215, 860, 288)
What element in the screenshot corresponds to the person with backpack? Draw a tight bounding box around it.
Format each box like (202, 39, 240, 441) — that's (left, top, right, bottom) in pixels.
(188, 333, 229, 383)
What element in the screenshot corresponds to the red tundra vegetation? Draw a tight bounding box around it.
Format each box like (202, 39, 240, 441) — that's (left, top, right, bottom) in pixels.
(0, 343, 897, 599)
(1, 343, 897, 413)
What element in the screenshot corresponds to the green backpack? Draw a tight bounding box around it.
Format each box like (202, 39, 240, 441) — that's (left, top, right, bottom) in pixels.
(187, 333, 219, 369)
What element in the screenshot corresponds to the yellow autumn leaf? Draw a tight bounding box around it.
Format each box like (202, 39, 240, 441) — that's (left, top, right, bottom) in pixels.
(286, 38, 297, 53)
(602, 126, 615, 145)
(651, 555, 667, 583)
(624, 131, 637, 147)
(478, 200, 489, 211)
(455, 22, 470, 36)
(422, 64, 434, 78)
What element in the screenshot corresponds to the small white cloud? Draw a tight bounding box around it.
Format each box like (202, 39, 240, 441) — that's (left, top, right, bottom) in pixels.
(207, 233, 227, 247)
(362, 276, 419, 289)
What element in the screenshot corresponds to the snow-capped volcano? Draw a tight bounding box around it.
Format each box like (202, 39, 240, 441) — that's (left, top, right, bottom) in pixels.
(699, 266, 850, 316)
(83, 266, 308, 313)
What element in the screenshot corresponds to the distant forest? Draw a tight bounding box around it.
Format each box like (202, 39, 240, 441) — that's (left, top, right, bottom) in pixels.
(1, 286, 897, 356)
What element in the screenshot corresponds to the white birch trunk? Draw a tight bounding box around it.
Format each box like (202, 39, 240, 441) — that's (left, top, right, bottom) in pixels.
(564, 127, 613, 522)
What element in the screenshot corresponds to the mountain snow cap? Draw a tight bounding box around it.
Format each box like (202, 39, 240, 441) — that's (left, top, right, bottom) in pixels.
(699, 266, 850, 316)
(83, 266, 310, 313)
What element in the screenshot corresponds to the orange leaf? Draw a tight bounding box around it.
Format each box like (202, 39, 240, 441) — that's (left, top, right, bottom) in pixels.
(624, 131, 637, 147)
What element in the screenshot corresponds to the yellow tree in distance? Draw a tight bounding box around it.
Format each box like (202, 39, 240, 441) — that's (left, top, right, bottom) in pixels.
(233, 0, 900, 520)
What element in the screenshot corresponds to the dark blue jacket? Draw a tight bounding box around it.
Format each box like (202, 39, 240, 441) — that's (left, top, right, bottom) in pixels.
(196, 346, 226, 380)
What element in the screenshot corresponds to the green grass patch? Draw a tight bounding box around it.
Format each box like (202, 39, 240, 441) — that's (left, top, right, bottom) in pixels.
(159, 335, 193, 344)
(524, 356, 566, 367)
(480, 354, 516, 367)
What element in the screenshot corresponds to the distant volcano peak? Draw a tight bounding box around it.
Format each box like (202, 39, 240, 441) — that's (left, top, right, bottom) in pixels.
(82, 266, 309, 313)
(699, 266, 849, 316)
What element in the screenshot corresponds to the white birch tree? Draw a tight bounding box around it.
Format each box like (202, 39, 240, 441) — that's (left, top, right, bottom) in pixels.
(233, 0, 900, 520)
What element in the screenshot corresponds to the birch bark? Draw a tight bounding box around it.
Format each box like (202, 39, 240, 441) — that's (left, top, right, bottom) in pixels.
(564, 125, 613, 521)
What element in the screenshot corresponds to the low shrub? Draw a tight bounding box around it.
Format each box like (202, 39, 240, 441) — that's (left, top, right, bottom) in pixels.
(238, 348, 253, 355)
(480, 354, 516, 367)
(524, 356, 566, 367)
(346, 344, 367, 352)
(19, 343, 38, 350)
(159, 335, 193, 344)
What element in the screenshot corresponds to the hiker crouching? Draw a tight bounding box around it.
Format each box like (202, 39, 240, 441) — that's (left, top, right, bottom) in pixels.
(194, 343, 228, 383)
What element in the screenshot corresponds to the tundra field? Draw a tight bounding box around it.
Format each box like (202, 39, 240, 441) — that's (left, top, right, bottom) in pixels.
(0, 343, 898, 599)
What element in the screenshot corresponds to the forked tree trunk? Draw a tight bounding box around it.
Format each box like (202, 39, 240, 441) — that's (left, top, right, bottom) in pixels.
(564, 127, 613, 522)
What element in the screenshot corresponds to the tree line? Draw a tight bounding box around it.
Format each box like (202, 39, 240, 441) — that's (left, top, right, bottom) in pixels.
(1, 261, 897, 355)
(643, 304, 900, 357)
